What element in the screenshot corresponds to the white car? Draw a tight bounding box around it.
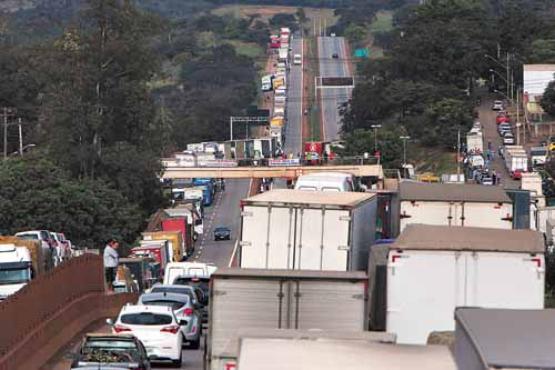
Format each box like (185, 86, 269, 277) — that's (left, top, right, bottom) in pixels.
(492, 100, 504, 111)
(110, 305, 183, 367)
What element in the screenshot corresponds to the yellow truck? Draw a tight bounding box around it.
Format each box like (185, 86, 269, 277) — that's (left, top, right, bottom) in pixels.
(271, 116, 284, 128)
(142, 231, 184, 262)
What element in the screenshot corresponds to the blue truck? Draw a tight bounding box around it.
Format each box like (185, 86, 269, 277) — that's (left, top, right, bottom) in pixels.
(193, 178, 215, 206)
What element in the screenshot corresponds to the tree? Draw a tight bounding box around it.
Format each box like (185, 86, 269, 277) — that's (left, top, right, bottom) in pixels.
(529, 39, 555, 64)
(340, 128, 404, 168)
(541, 79, 555, 117)
(0, 158, 143, 249)
(421, 98, 473, 148)
(269, 14, 298, 32)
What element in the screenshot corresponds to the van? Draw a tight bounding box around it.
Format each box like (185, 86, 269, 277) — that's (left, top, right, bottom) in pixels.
(293, 54, 301, 65)
(294, 172, 355, 192)
(163, 262, 217, 285)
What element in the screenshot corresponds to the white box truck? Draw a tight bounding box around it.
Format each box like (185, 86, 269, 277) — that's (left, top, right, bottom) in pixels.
(207, 268, 368, 370)
(398, 182, 513, 233)
(239, 190, 377, 271)
(368, 224, 545, 345)
(466, 131, 483, 153)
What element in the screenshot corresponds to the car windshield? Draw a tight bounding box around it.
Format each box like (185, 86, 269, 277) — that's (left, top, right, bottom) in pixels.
(141, 299, 186, 310)
(17, 234, 38, 240)
(151, 286, 194, 297)
(215, 227, 229, 232)
(120, 312, 173, 325)
(0, 268, 31, 284)
(173, 277, 210, 296)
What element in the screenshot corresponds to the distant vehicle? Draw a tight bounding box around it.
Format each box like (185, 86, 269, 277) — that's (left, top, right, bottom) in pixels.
(530, 147, 548, 167)
(293, 54, 302, 65)
(492, 100, 504, 110)
(332, 53, 339, 59)
(549, 136, 555, 151)
(109, 305, 183, 366)
(294, 172, 355, 192)
(70, 333, 151, 369)
(138, 292, 202, 349)
(503, 135, 515, 145)
(213, 226, 231, 241)
(481, 175, 494, 186)
(331, 32, 336, 37)
(496, 114, 509, 124)
(173, 276, 211, 308)
(15, 230, 53, 254)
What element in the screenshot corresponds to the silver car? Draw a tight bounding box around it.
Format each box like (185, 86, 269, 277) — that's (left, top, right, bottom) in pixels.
(492, 100, 504, 110)
(138, 292, 202, 349)
(150, 284, 207, 323)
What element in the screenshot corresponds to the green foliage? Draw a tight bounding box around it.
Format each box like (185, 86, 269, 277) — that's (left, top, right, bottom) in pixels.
(541, 80, 555, 117)
(529, 39, 555, 64)
(0, 159, 143, 248)
(339, 128, 404, 168)
(420, 98, 473, 148)
(344, 23, 367, 46)
(269, 13, 298, 32)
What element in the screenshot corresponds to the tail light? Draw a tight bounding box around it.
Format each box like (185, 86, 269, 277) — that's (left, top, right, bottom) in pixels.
(160, 325, 180, 334)
(114, 324, 131, 333)
(184, 308, 193, 316)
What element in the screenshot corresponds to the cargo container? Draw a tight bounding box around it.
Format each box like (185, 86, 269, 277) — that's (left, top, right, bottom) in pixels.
(162, 218, 194, 257)
(367, 225, 545, 344)
(239, 190, 377, 271)
(132, 241, 170, 272)
(142, 230, 184, 262)
(466, 131, 483, 153)
(207, 268, 368, 370)
(165, 205, 204, 238)
(398, 182, 513, 234)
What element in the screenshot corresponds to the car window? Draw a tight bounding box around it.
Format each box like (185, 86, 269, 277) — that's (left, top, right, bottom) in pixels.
(40, 231, 50, 240)
(84, 340, 137, 350)
(151, 286, 194, 299)
(120, 312, 173, 325)
(141, 299, 186, 310)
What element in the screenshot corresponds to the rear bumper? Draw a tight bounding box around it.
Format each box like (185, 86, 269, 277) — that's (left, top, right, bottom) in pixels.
(143, 340, 181, 361)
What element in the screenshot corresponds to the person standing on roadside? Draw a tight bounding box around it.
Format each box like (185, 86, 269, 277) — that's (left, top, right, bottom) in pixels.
(103, 239, 119, 292)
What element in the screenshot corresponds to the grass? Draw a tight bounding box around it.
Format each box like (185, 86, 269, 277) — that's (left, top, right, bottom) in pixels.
(225, 40, 265, 60)
(369, 10, 393, 34)
(410, 145, 459, 176)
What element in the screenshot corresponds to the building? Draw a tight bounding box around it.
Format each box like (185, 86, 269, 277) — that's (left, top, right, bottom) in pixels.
(454, 307, 555, 370)
(398, 182, 513, 233)
(523, 64, 555, 123)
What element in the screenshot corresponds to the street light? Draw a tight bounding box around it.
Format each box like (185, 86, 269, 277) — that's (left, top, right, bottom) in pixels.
(489, 69, 514, 103)
(371, 124, 382, 152)
(399, 135, 410, 165)
(485, 53, 511, 101)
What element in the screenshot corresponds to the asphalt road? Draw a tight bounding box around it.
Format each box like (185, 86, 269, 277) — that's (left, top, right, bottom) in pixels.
(283, 36, 303, 156)
(477, 100, 519, 188)
(317, 36, 351, 141)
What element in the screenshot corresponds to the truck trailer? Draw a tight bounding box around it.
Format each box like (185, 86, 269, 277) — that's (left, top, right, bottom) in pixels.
(367, 224, 545, 345)
(239, 190, 377, 271)
(207, 268, 368, 370)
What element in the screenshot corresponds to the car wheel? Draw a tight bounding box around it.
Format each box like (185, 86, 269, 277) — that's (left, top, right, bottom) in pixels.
(190, 336, 201, 349)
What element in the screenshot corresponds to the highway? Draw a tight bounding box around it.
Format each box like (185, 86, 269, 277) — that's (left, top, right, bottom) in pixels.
(317, 36, 351, 141)
(284, 36, 304, 156)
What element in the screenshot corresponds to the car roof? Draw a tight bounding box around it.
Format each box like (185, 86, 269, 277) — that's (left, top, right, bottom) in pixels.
(139, 292, 190, 303)
(215, 226, 230, 229)
(85, 333, 135, 340)
(151, 284, 195, 292)
(121, 304, 174, 314)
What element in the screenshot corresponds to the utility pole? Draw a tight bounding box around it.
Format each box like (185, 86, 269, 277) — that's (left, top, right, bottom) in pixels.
(506, 53, 510, 102)
(18, 118, 23, 156)
(3, 107, 7, 160)
(371, 124, 381, 152)
(456, 129, 461, 180)
(229, 116, 234, 141)
(400, 136, 410, 165)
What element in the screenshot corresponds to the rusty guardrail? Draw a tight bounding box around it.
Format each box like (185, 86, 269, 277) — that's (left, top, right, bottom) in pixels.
(0, 255, 137, 370)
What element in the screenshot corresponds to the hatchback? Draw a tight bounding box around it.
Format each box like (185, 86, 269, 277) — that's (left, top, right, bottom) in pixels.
(71, 333, 151, 369)
(110, 305, 183, 367)
(138, 292, 202, 349)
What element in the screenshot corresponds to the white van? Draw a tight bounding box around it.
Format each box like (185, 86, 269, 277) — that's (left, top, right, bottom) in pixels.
(293, 54, 302, 65)
(163, 262, 217, 285)
(294, 172, 355, 192)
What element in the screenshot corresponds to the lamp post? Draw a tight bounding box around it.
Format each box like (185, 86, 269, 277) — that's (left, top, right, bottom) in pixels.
(489, 69, 514, 104)
(399, 135, 410, 165)
(485, 53, 511, 101)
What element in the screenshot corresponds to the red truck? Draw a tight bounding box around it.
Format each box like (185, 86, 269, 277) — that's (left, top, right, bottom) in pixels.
(162, 218, 194, 258)
(130, 242, 170, 274)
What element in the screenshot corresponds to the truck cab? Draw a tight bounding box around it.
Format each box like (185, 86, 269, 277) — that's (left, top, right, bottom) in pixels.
(0, 244, 32, 301)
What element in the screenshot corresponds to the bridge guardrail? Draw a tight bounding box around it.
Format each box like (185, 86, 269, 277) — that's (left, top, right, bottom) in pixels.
(0, 255, 137, 370)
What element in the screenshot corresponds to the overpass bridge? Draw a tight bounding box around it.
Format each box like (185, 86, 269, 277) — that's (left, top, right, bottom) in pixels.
(161, 164, 384, 180)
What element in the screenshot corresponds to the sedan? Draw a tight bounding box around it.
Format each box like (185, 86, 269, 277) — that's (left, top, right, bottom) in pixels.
(332, 53, 339, 59)
(492, 100, 504, 110)
(110, 305, 183, 367)
(138, 292, 202, 349)
(71, 333, 150, 369)
(214, 226, 231, 241)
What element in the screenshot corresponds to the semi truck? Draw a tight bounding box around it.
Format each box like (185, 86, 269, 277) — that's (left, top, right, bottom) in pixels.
(206, 268, 368, 370)
(162, 218, 194, 258)
(239, 190, 377, 271)
(466, 131, 483, 153)
(504, 146, 528, 179)
(142, 230, 185, 262)
(261, 74, 273, 92)
(367, 224, 545, 344)
(0, 236, 52, 301)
